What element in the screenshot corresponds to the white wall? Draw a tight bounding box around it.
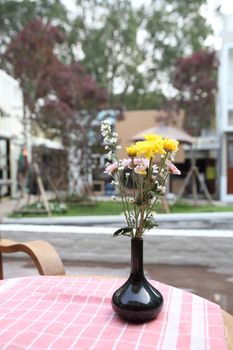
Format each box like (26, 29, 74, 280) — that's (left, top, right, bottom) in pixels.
(218, 15, 233, 201)
(228, 49, 233, 106)
(0, 70, 24, 197)
(0, 69, 24, 139)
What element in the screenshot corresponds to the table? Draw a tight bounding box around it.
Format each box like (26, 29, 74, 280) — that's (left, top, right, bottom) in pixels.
(0, 276, 230, 350)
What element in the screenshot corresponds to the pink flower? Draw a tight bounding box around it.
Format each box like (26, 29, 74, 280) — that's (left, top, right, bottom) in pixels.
(121, 158, 149, 170)
(168, 162, 181, 175)
(104, 162, 118, 175)
(134, 164, 147, 175)
(122, 158, 132, 168)
(134, 158, 150, 168)
(131, 159, 148, 175)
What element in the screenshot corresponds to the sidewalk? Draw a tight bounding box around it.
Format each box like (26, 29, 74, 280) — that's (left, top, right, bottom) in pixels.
(0, 208, 233, 228)
(2, 211, 233, 231)
(0, 194, 53, 221)
(1, 223, 233, 237)
(0, 197, 30, 220)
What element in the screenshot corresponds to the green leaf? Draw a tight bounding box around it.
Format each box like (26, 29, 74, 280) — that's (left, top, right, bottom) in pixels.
(113, 226, 133, 237)
(135, 192, 148, 206)
(143, 218, 159, 231)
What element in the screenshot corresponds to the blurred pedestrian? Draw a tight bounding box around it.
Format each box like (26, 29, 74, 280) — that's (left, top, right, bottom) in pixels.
(17, 146, 29, 197)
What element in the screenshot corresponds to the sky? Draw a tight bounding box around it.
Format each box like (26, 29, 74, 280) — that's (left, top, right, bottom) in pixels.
(204, 0, 233, 48)
(63, 0, 233, 50)
(219, 0, 233, 13)
(62, 0, 233, 53)
(63, 0, 233, 15)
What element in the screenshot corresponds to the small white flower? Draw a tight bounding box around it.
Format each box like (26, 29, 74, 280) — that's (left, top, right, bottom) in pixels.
(152, 164, 158, 173)
(107, 151, 113, 160)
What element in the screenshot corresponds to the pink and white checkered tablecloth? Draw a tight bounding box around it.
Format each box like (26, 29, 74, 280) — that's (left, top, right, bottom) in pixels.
(0, 276, 227, 350)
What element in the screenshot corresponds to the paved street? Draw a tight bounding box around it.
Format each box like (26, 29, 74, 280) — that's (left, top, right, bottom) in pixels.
(1, 227, 233, 274)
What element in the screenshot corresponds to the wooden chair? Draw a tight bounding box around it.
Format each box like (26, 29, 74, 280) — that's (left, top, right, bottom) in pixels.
(0, 239, 65, 279)
(222, 309, 233, 349)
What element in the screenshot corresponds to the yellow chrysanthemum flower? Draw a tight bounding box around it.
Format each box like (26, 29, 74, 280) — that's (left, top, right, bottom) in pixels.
(138, 169, 147, 175)
(163, 138, 179, 152)
(135, 136, 166, 159)
(144, 134, 160, 141)
(126, 145, 137, 157)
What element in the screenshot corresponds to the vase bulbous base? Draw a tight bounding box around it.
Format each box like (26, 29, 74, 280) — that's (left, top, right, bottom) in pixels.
(111, 277, 163, 323)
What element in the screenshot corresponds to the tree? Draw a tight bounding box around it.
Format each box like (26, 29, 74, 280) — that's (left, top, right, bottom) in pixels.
(37, 60, 108, 195)
(144, 0, 212, 88)
(172, 50, 218, 136)
(4, 18, 107, 195)
(4, 19, 65, 114)
(69, 0, 212, 108)
(1, 0, 213, 110)
(69, 0, 145, 103)
(111, 91, 166, 110)
(0, 0, 69, 53)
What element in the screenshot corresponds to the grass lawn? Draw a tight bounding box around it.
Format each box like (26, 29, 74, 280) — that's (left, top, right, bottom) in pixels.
(169, 203, 233, 213)
(57, 201, 123, 216)
(10, 201, 123, 217)
(10, 200, 233, 217)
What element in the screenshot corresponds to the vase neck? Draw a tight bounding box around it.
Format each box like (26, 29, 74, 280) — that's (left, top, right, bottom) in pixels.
(130, 238, 144, 280)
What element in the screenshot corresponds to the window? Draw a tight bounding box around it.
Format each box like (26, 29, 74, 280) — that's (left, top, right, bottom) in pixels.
(228, 110, 233, 126)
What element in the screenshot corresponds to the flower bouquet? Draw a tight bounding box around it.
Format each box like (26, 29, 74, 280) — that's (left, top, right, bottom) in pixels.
(101, 120, 181, 322)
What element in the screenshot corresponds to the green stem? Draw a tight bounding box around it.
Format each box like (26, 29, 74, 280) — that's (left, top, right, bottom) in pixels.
(145, 172, 170, 220)
(137, 205, 145, 239)
(131, 158, 139, 237)
(116, 172, 131, 227)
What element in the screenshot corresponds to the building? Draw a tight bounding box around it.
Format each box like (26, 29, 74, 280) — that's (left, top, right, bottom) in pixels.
(116, 110, 218, 197)
(218, 14, 233, 202)
(116, 110, 185, 161)
(0, 69, 24, 197)
(92, 109, 218, 197)
(0, 69, 65, 198)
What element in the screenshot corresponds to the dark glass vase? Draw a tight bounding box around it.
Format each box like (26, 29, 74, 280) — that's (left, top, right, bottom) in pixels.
(111, 238, 163, 323)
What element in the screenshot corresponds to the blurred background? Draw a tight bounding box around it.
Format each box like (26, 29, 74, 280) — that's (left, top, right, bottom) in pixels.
(1, 0, 233, 315)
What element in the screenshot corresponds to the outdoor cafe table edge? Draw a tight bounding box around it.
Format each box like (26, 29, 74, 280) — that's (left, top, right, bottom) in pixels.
(0, 275, 231, 350)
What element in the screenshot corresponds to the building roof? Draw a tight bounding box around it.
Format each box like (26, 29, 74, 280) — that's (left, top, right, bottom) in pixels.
(132, 125, 194, 144)
(116, 109, 186, 162)
(32, 137, 64, 150)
